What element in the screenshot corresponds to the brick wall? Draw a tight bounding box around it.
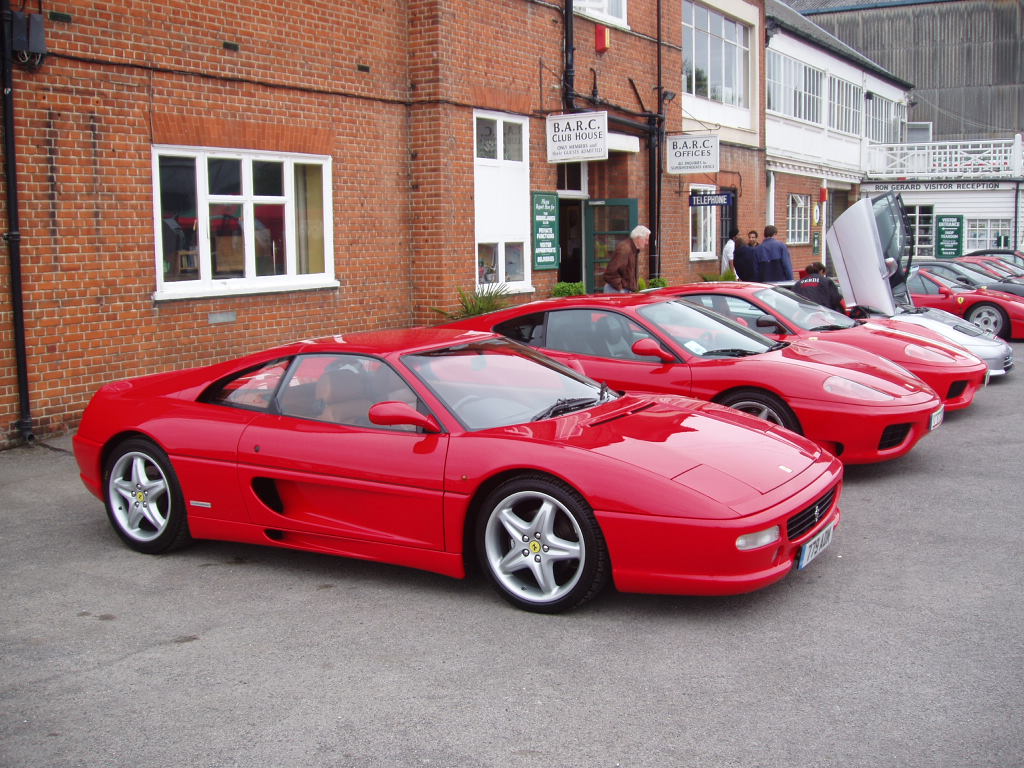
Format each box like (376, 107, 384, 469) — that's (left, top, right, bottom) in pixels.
(0, 0, 699, 447)
(771, 171, 827, 271)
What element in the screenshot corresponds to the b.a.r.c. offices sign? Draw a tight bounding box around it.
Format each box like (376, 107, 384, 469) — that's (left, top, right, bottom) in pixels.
(666, 134, 720, 174)
(546, 111, 608, 163)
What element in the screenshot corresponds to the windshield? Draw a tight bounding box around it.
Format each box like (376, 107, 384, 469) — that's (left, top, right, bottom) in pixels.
(913, 269, 972, 293)
(639, 299, 776, 357)
(402, 338, 614, 430)
(756, 286, 855, 330)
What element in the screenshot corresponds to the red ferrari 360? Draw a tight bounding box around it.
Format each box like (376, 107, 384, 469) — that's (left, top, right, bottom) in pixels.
(73, 328, 843, 613)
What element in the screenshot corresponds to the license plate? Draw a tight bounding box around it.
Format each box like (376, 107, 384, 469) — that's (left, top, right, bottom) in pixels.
(929, 406, 944, 431)
(798, 522, 835, 570)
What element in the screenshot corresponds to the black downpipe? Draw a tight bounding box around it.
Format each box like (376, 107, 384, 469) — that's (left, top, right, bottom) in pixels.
(1, 0, 35, 444)
(563, 0, 664, 278)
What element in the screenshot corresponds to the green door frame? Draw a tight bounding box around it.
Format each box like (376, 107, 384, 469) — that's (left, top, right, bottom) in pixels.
(583, 199, 638, 293)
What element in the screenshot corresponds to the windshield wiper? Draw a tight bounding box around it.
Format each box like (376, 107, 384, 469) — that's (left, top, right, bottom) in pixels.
(808, 324, 849, 331)
(532, 397, 600, 421)
(703, 348, 762, 357)
(767, 340, 789, 350)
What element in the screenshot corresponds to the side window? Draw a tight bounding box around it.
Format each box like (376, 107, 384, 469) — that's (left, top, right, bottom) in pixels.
(494, 313, 545, 345)
(907, 273, 934, 294)
(546, 309, 654, 361)
(203, 358, 290, 411)
(277, 354, 421, 430)
(684, 293, 764, 327)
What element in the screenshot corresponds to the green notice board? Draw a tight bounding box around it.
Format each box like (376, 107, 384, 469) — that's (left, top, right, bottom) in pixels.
(532, 192, 560, 270)
(935, 215, 963, 258)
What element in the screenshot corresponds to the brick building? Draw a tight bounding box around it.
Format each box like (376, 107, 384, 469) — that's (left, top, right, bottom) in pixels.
(2, 0, 723, 447)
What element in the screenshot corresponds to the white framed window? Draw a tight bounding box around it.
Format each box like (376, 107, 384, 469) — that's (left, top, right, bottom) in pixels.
(865, 94, 907, 143)
(965, 219, 1013, 252)
(788, 194, 811, 245)
(574, 0, 627, 28)
(828, 76, 862, 135)
(767, 51, 824, 124)
(152, 146, 333, 300)
(474, 111, 532, 291)
(683, 1, 750, 107)
(689, 184, 717, 261)
(905, 205, 934, 259)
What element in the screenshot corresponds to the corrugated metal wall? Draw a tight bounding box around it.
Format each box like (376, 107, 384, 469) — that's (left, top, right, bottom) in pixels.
(809, 0, 1023, 141)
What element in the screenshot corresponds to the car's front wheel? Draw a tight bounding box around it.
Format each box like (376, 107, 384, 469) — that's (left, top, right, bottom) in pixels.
(476, 474, 609, 613)
(965, 302, 1008, 339)
(716, 388, 802, 433)
(103, 438, 191, 554)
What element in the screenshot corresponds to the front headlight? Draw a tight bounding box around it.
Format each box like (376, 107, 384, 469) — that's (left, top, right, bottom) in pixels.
(736, 526, 780, 551)
(903, 343, 954, 363)
(823, 375, 895, 401)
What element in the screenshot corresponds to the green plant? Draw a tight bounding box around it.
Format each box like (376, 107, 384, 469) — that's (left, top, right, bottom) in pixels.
(698, 269, 735, 282)
(552, 281, 586, 297)
(432, 283, 511, 320)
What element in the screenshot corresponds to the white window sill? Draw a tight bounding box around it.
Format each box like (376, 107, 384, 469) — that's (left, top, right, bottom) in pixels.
(153, 276, 340, 302)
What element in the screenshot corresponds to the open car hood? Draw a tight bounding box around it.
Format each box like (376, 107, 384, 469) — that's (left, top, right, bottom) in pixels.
(827, 193, 911, 317)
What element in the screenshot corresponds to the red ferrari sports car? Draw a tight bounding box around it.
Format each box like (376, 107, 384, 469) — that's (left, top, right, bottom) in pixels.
(908, 267, 1024, 340)
(73, 328, 843, 613)
(956, 255, 1024, 282)
(443, 295, 945, 464)
(655, 282, 989, 411)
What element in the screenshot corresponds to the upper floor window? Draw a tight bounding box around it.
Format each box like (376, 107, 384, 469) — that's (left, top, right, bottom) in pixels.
(153, 146, 333, 300)
(574, 0, 627, 27)
(829, 76, 862, 135)
(767, 51, 824, 124)
(474, 112, 532, 292)
(865, 94, 907, 143)
(683, 1, 750, 108)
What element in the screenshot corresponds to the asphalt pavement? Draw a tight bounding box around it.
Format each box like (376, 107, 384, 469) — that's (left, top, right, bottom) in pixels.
(2, 344, 1023, 768)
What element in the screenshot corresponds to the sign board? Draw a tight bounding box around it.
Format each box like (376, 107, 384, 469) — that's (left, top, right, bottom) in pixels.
(935, 215, 963, 258)
(688, 191, 733, 207)
(546, 111, 608, 163)
(532, 192, 560, 270)
(666, 134, 720, 174)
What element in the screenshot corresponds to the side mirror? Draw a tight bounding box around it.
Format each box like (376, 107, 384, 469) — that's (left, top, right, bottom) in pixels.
(937, 284, 953, 297)
(631, 337, 675, 362)
(755, 315, 783, 333)
(368, 401, 441, 433)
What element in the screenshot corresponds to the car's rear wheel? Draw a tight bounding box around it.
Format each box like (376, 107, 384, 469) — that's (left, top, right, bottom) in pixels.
(716, 388, 801, 433)
(965, 302, 1008, 339)
(476, 474, 609, 613)
(103, 438, 191, 554)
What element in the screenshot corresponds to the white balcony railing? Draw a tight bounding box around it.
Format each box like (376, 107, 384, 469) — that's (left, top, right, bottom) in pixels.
(865, 134, 1023, 180)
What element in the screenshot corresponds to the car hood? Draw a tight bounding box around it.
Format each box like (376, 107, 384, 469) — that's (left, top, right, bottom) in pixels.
(773, 338, 932, 395)
(519, 395, 823, 499)
(826, 195, 900, 316)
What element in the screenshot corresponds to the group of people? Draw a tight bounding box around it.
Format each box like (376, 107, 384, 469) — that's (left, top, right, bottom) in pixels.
(720, 226, 794, 284)
(602, 222, 842, 313)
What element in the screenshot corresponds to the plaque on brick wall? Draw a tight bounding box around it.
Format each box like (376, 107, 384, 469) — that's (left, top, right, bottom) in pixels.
(532, 192, 560, 270)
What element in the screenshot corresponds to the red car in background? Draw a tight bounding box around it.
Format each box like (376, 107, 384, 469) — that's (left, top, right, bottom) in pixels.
(654, 282, 988, 411)
(908, 267, 1024, 340)
(956, 254, 1024, 282)
(444, 294, 945, 464)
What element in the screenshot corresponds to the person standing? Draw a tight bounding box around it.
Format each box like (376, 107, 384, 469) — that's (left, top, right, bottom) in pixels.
(720, 227, 739, 275)
(732, 233, 759, 281)
(747, 229, 760, 247)
(791, 261, 844, 311)
(756, 225, 793, 282)
(603, 224, 650, 293)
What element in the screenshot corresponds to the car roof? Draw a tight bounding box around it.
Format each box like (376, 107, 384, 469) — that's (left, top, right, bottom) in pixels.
(260, 327, 499, 358)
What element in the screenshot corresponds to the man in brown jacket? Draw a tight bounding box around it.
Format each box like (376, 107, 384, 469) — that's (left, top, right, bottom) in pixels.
(603, 225, 651, 293)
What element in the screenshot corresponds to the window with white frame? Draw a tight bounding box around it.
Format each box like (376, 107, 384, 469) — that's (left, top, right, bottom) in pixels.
(574, 0, 627, 27)
(767, 51, 824, 124)
(905, 205, 934, 259)
(689, 185, 717, 261)
(865, 94, 907, 143)
(683, 1, 750, 107)
(152, 147, 332, 298)
(965, 218, 1013, 252)
(474, 111, 531, 290)
(828, 76, 862, 135)
(787, 194, 811, 245)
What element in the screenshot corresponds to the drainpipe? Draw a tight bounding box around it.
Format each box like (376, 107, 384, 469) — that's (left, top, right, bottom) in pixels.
(1, 0, 35, 444)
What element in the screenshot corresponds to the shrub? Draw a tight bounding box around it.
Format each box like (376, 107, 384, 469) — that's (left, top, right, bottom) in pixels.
(432, 283, 511, 320)
(552, 281, 586, 297)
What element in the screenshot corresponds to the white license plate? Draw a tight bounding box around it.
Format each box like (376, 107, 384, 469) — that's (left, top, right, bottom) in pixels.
(929, 406, 944, 431)
(797, 522, 835, 570)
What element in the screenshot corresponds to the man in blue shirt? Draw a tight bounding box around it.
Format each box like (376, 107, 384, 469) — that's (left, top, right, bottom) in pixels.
(756, 225, 793, 282)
